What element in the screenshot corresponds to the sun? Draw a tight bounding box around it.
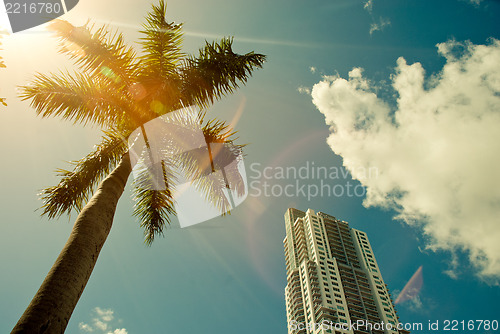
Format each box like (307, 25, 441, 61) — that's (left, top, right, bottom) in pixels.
(0, 1, 11, 33)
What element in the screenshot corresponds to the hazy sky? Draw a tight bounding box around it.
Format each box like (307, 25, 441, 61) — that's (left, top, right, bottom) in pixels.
(1, 0, 499, 333)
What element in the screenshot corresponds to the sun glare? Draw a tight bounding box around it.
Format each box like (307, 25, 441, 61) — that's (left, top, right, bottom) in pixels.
(0, 4, 11, 33)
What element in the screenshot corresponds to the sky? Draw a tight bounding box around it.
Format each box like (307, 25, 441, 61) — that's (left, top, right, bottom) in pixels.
(1, 0, 500, 333)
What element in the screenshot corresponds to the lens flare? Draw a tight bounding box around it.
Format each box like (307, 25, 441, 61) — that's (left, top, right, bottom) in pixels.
(0, 5, 11, 33)
(100, 66, 121, 83)
(395, 266, 423, 304)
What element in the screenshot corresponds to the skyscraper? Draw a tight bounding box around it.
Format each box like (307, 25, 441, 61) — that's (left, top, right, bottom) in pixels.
(283, 208, 409, 334)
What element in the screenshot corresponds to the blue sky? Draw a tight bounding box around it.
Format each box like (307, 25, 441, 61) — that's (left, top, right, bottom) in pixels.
(1, 0, 500, 333)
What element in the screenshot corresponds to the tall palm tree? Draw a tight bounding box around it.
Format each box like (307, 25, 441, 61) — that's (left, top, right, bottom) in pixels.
(12, 1, 265, 332)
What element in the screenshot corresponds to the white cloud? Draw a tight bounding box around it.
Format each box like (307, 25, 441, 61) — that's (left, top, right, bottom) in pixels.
(312, 39, 500, 283)
(95, 307, 114, 322)
(79, 307, 127, 334)
(369, 17, 391, 35)
(79, 322, 94, 332)
(94, 320, 108, 331)
(109, 329, 128, 334)
(298, 86, 311, 94)
(364, 0, 374, 13)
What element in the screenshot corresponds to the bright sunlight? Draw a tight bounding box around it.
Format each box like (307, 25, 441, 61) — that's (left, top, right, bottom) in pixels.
(0, 3, 11, 33)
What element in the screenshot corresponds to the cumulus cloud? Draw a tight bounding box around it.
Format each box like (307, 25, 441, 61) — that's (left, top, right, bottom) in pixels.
(110, 329, 128, 334)
(95, 307, 114, 322)
(79, 322, 94, 332)
(79, 307, 127, 334)
(311, 39, 500, 283)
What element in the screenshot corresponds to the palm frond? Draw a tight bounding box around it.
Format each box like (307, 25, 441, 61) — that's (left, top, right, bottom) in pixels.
(132, 165, 176, 245)
(40, 131, 128, 218)
(48, 20, 138, 86)
(181, 38, 266, 107)
(20, 71, 133, 127)
(138, 0, 184, 78)
(174, 117, 246, 213)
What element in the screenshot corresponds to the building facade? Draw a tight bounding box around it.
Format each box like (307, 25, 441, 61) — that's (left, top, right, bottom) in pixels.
(284, 208, 409, 334)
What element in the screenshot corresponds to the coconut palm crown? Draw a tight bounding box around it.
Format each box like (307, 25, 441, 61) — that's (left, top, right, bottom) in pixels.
(21, 1, 265, 243)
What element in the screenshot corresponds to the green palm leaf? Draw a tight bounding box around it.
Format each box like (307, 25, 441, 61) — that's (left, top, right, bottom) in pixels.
(48, 19, 138, 87)
(181, 37, 266, 107)
(132, 164, 176, 245)
(20, 71, 134, 127)
(40, 131, 128, 218)
(139, 0, 184, 78)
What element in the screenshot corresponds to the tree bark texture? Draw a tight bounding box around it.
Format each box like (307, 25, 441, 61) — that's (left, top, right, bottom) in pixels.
(12, 153, 132, 334)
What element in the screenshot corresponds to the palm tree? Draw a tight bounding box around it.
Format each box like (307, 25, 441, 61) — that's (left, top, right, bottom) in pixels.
(11, 1, 265, 332)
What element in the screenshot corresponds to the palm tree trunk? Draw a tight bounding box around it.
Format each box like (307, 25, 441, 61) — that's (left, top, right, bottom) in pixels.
(12, 153, 132, 334)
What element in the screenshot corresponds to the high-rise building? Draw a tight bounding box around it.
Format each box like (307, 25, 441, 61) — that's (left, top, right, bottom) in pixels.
(283, 208, 409, 334)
